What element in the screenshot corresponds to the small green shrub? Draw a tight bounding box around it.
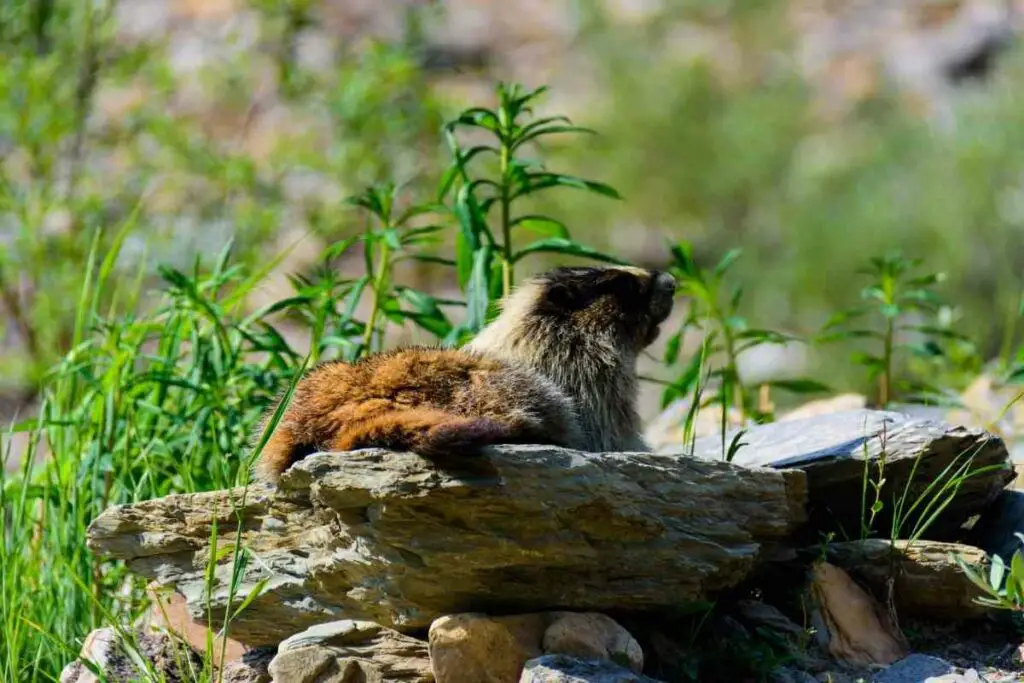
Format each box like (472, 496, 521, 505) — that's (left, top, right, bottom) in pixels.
(658, 243, 827, 455)
(818, 251, 977, 407)
(439, 82, 627, 339)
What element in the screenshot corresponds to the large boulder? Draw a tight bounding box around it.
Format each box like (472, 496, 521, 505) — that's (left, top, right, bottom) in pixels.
(688, 410, 1013, 539)
(87, 445, 807, 646)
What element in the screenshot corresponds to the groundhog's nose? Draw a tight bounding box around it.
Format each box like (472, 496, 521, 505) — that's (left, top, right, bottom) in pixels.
(651, 270, 677, 295)
(648, 270, 676, 323)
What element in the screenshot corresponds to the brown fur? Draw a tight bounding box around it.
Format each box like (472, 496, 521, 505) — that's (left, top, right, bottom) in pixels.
(253, 266, 676, 483)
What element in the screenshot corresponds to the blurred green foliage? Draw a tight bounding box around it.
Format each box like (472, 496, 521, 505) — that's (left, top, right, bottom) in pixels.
(5, 0, 1024, 399)
(0, 0, 446, 391)
(557, 1, 1024, 392)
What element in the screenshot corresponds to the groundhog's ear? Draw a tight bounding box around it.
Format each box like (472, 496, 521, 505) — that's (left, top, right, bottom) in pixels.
(545, 282, 579, 310)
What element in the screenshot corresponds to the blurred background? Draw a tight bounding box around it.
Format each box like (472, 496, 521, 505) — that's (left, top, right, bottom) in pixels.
(3, 0, 1024, 423)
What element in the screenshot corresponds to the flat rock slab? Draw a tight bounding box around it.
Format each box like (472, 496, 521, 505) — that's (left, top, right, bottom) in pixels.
(88, 445, 806, 646)
(689, 410, 1013, 539)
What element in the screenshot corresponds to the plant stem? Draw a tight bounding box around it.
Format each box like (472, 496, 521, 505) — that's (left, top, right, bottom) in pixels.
(361, 240, 391, 356)
(881, 316, 894, 406)
(711, 298, 745, 421)
(500, 137, 513, 297)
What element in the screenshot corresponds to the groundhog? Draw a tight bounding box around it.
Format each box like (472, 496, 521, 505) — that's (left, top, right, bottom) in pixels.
(252, 265, 677, 483)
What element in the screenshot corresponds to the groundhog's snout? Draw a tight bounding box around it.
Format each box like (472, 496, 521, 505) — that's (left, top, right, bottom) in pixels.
(649, 270, 677, 322)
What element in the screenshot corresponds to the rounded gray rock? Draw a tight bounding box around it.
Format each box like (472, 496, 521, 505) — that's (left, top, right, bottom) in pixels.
(519, 655, 664, 683)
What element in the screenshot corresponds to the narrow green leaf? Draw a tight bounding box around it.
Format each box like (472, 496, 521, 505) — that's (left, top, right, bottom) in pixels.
(662, 350, 706, 408)
(395, 202, 448, 227)
(322, 235, 364, 261)
(766, 378, 831, 394)
(664, 331, 683, 365)
(512, 238, 629, 265)
(713, 249, 742, 277)
(401, 224, 447, 245)
(511, 215, 571, 238)
(991, 554, 1007, 590)
(449, 107, 500, 132)
(404, 254, 458, 267)
(465, 246, 493, 331)
(379, 228, 402, 250)
(513, 173, 622, 201)
(510, 125, 598, 152)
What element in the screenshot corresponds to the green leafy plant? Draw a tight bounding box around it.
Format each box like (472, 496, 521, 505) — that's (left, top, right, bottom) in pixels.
(818, 251, 975, 407)
(659, 243, 827, 453)
(341, 182, 455, 357)
(955, 535, 1024, 613)
(439, 82, 627, 338)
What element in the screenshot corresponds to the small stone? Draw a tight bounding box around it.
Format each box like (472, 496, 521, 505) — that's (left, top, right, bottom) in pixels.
(428, 612, 644, 683)
(809, 562, 909, 667)
(874, 654, 955, 683)
(267, 646, 336, 683)
(60, 628, 117, 683)
(543, 613, 644, 674)
(269, 620, 431, 683)
(429, 613, 546, 683)
(924, 671, 984, 683)
(278, 620, 385, 652)
(519, 655, 664, 683)
(220, 648, 274, 683)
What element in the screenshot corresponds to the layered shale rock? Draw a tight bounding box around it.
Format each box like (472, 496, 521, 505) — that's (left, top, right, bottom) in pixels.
(87, 445, 807, 646)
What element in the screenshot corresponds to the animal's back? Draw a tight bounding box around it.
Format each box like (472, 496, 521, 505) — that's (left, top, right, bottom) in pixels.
(253, 346, 581, 482)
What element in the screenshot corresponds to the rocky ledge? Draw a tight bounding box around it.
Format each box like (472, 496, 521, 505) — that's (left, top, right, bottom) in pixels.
(87, 445, 807, 645)
(79, 409, 1022, 682)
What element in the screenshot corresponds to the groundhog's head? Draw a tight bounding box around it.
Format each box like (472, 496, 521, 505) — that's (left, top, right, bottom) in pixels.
(473, 266, 676, 357)
(533, 266, 676, 350)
